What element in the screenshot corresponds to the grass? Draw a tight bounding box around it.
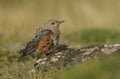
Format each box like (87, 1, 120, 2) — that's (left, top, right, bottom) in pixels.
(0, 52, 120, 79)
(64, 29, 120, 44)
(0, 29, 120, 79)
(0, 0, 120, 79)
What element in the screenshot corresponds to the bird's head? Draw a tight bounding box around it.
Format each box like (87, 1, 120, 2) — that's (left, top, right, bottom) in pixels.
(43, 19, 65, 30)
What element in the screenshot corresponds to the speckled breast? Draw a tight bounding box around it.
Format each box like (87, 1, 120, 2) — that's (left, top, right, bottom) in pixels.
(38, 33, 55, 54)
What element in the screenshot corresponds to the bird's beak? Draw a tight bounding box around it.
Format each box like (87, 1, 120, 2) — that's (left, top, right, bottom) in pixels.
(58, 20, 65, 24)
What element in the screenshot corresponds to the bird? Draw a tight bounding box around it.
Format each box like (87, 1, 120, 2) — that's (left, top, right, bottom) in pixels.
(19, 19, 65, 60)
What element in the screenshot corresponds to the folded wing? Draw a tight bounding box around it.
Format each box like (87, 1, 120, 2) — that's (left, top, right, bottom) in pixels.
(20, 29, 53, 57)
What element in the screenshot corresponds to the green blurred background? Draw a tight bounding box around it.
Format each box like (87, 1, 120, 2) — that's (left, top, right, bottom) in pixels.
(0, 0, 120, 44)
(0, 0, 120, 79)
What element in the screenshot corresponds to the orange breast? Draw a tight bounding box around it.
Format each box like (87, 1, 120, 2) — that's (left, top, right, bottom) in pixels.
(38, 34, 55, 53)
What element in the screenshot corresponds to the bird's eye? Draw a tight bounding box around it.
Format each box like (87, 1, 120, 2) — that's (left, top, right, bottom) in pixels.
(51, 22, 55, 25)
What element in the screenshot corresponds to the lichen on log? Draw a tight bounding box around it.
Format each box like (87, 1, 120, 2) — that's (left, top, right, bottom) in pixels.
(30, 44, 120, 72)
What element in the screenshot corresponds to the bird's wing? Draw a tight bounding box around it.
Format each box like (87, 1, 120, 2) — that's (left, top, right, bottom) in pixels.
(20, 29, 53, 57)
